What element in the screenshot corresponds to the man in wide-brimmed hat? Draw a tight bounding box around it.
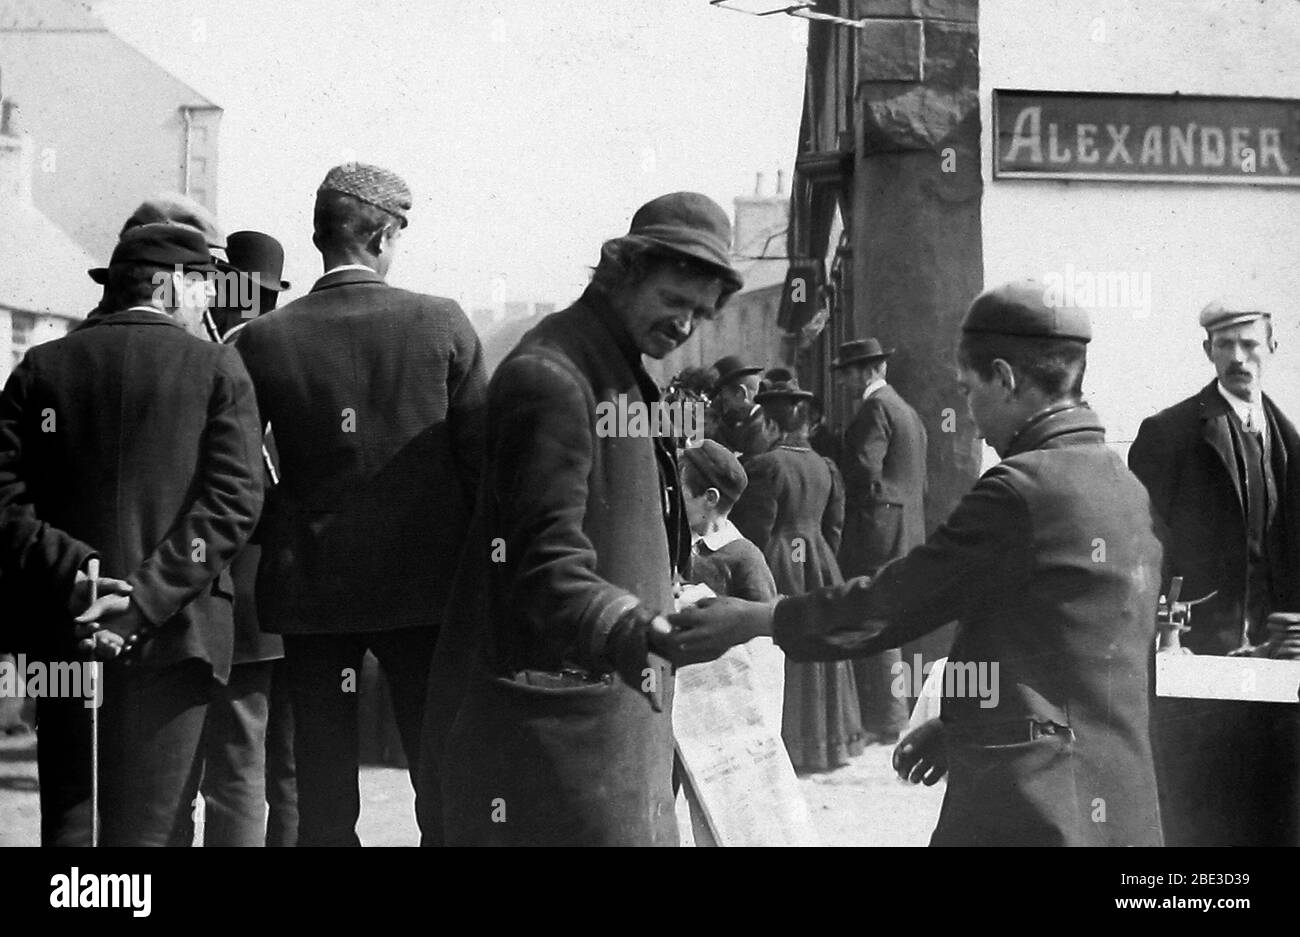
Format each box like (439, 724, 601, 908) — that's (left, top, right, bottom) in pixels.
(421, 191, 743, 846)
(0, 223, 265, 845)
(830, 338, 927, 743)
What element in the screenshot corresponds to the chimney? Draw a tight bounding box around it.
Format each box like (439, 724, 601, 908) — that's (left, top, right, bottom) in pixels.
(732, 167, 791, 260)
(0, 98, 35, 206)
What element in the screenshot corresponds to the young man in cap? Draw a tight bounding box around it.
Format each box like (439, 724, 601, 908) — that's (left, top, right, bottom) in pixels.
(706, 355, 769, 459)
(1129, 300, 1300, 846)
(666, 281, 1166, 846)
(234, 163, 487, 846)
(0, 223, 265, 845)
(832, 338, 928, 744)
(421, 191, 742, 846)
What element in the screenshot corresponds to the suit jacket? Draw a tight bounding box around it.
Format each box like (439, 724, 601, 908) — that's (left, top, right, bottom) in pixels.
(234, 268, 487, 634)
(773, 404, 1164, 846)
(0, 308, 264, 682)
(421, 285, 686, 846)
(1129, 380, 1300, 654)
(838, 383, 927, 577)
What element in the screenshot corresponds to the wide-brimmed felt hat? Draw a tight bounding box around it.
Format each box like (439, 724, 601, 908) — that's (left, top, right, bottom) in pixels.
(90, 193, 225, 284)
(711, 355, 763, 392)
(107, 223, 218, 274)
(624, 192, 743, 292)
(755, 375, 815, 405)
(831, 337, 893, 369)
(226, 230, 291, 292)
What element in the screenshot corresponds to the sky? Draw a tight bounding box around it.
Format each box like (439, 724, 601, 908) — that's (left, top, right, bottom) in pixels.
(94, 0, 808, 314)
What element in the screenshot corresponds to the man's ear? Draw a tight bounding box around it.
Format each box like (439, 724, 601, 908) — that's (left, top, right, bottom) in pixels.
(366, 226, 387, 258)
(1202, 337, 1213, 362)
(992, 358, 1017, 397)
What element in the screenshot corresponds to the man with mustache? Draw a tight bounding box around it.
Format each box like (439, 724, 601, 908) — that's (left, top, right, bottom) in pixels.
(1129, 300, 1300, 846)
(420, 192, 742, 845)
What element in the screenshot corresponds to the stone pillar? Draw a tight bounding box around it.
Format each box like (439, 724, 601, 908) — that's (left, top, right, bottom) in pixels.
(852, 0, 984, 536)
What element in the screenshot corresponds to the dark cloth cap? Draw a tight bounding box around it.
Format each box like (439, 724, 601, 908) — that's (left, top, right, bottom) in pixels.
(831, 337, 893, 369)
(226, 230, 291, 292)
(711, 355, 763, 391)
(755, 375, 814, 404)
(963, 280, 1092, 342)
(626, 192, 743, 292)
(1198, 299, 1270, 334)
(318, 162, 412, 228)
(89, 192, 225, 284)
(108, 223, 217, 273)
(681, 439, 748, 505)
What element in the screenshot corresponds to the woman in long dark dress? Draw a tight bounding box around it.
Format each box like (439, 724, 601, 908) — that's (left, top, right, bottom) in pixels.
(731, 378, 867, 772)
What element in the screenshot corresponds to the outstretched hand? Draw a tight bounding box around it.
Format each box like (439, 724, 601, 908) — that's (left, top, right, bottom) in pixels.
(658, 596, 777, 667)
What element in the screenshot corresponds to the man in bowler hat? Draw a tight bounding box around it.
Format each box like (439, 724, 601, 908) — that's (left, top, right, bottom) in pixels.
(234, 163, 487, 846)
(707, 355, 769, 459)
(0, 224, 265, 845)
(421, 192, 743, 845)
(1129, 299, 1300, 846)
(666, 281, 1165, 846)
(832, 337, 928, 742)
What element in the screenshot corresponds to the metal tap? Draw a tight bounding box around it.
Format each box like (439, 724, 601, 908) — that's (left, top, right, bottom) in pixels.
(1156, 576, 1217, 654)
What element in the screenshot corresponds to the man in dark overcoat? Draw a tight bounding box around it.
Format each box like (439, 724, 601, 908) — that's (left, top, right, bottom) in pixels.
(0, 224, 265, 845)
(832, 338, 928, 741)
(668, 281, 1166, 847)
(1129, 300, 1300, 846)
(706, 355, 768, 459)
(420, 192, 743, 846)
(234, 163, 487, 846)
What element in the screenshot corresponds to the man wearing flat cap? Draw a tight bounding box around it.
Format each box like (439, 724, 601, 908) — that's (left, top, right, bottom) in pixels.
(1129, 300, 1300, 846)
(421, 191, 743, 846)
(0, 223, 265, 845)
(666, 280, 1166, 846)
(831, 337, 927, 744)
(706, 355, 769, 459)
(234, 162, 487, 846)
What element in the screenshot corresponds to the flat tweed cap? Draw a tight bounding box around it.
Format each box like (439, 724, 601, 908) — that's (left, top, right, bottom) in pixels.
(318, 162, 412, 227)
(962, 280, 1092, 342)
(1198, 299, 1271, 334)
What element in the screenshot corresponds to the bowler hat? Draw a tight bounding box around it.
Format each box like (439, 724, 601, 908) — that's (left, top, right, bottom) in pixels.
(625, 192, 743, 292)
(711, 355, 763, 392)
(108, 223, 218, 274)
(226, 230, 291, 292)
(755, 375, 815, 405)
(1198, 299, 1270, 334)
(831, 337, 893, 369)
(89, 193, 225, 284)
(681, 439, 748, 505)
(962, 280, 1092, 342)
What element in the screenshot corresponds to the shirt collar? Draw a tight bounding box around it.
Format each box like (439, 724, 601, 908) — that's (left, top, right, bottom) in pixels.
(1217, 381, 1266, 434)
(322, 263, 378, 277)
(693, 518, 744, 552)
(861, 378, 886, 401)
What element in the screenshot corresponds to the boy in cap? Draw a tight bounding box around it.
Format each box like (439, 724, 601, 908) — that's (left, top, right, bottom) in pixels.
(667, 280, 1166, 846)
(234, 162, 487, 846)
(1129, 299, 1300, 846)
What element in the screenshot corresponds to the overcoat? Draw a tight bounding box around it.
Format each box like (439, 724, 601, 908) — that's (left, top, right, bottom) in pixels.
(773, 404, 1165, 846)
(0, 308, 263, 678)
(421, 285, 688, 846)
(234, 268, 486, 635)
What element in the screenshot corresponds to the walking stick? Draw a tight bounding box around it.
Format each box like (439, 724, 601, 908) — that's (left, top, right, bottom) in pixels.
(87, 557, 100, 848)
